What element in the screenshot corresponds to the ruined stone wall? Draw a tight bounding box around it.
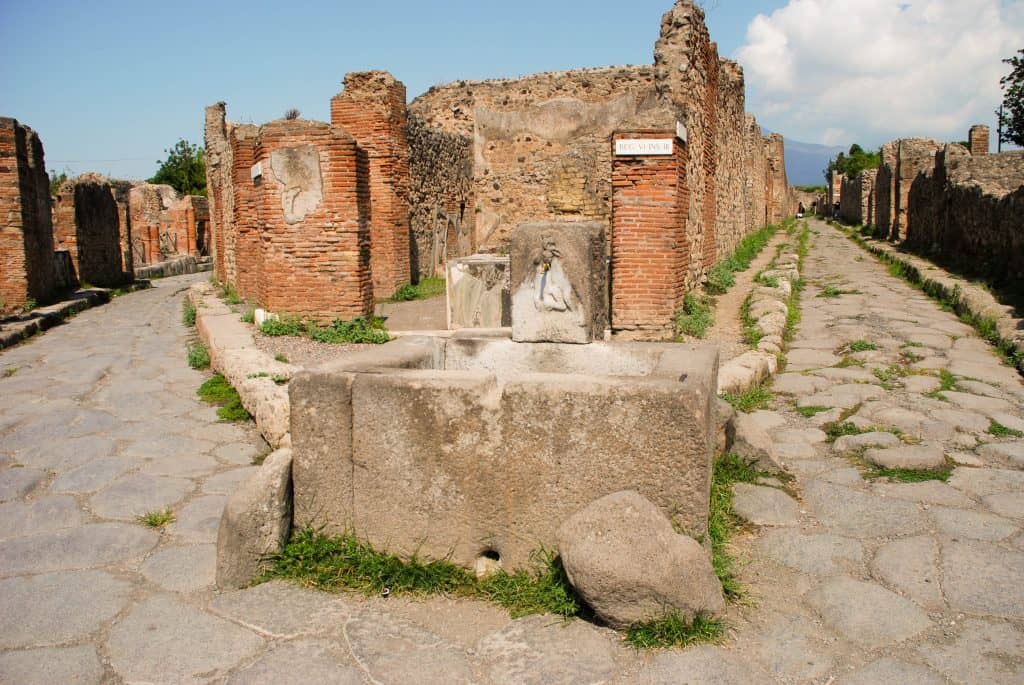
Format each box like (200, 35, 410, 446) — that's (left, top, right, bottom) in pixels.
(407, 115, 474, 279)
(874, 141, 898, 237)
(108, 180, 134, 274)
(906, 146, 1024, 285)
(764, 134, 788, 225)
(715, 60, 746, 260)
(129, 184, 209, 267)
(331, 72, 411, 296)
(409, 65, 659, 249)
(894, 138, 941, 241)
(205, 103, 234, 283)
(839, 169, 877, 226)
(52, 174, 128, 287)
(611, 132, 689, 338)
(251, 120, 373, 322)
(968, 125, 990, 156)
(0, 117, 57, 313)
(743, 115, 767, 229)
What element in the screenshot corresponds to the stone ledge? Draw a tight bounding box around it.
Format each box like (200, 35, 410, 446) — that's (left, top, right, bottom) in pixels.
(135, 255, 213, 280)
(845, 229, 1023, 375)
(188, 282, 298, 449)
(0, 282, 150, 350)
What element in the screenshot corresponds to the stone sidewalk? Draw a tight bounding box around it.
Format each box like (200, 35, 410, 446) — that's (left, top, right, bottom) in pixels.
(1, 222, 1022, 683)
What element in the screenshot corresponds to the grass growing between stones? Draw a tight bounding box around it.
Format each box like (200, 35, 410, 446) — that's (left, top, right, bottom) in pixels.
(988, 420, 1024, 438)
(847, 339, 877, 352)
(926, 369, 958, 399)
(674, 294, 714, 339)
(703, 223, 782, 296)
(796, 405, 831, 418)
(721, 385, 773, 413)
(3, 366, 18, 378)
(385, 277, 446, 303)
(260, 316, 390, 345)
(240, 308, 255, 324)
(709, 452, 770, 600)
(263, 528, 585, 619)
(197, 374, 251, 422)
(740, 294, 763, 347)
(137, 509, 175, 527)
(863, 463, 954, 483)
(625, 613, 723, 650)
(182, 299, 196, 327)
(187, 342, 210, 370)
(274, 353, 289, 363)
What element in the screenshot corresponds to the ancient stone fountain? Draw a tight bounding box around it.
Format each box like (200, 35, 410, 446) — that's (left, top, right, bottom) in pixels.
(288, 220, 718, 573)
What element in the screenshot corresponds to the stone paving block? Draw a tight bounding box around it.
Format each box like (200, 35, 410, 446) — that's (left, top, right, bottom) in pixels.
(930, 506, 1018, 541)
(168, 494, 227, 543)
(838, 657, 945, 685)
(871, 535, 944, 610)
(346, 611, 475, 684)
(209, 580, 357, 638)
(0, 495, 85, 540)
(106, 594, 264, 683)
(871, 480, 976, 507)
(226, 639, 364, 685)
(806, 576, 931, 649)
(833, 431, 901, 453)
(476, 614, 624, 685)
(138, 453, 221, 479)
(0, 522, 158, 576)
(0, 570, 132, 648)
(88, 473, 192, 520)
(140, 544, 216, 593)
(941, 541, 1024, 618)
(948, 466, 1024, 496)
(633, 645, 772, 685)
(864, 444, 946, 470)
(748, 614, 834, 682)
(0, 467, 45, 502)
(49, 457, 133, 493)
(755, 529, 864, 575)
(773, 373, 830, 395)
(982, 491, 1024, 519)
(804, 481, 928, 538)
(786, 349, 842, 371)
(203, 466, 258, 494)
(732, 483, 800, 526)
(0, 646, 103, 685)
(977, 441, 1024, 469)
(214, 441, 261, 466)
(918, 618, 1024, 684)
(940, 391, 1013, 414)
(13, 435, 117, 471)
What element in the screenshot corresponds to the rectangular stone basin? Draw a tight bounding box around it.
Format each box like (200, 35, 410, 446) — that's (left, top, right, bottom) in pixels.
(290, 333, 718, 572)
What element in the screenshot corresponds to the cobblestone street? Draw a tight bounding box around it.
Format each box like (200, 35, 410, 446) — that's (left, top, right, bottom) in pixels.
(1, 222, 1023, 683)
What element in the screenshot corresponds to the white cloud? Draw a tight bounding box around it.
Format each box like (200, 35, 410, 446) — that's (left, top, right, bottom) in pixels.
(735, 0, 1024, 148)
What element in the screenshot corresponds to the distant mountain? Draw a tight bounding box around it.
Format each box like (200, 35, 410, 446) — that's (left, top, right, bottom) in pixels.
(781, 136, 847, 187)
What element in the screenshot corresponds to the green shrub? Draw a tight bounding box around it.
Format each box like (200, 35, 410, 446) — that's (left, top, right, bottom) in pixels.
(260, 316, 390, 345)
(721, 385, 773, 413)
(197, 374, 251, 422)
(704, 263, 735, 295)
(182, 300, 196, 327)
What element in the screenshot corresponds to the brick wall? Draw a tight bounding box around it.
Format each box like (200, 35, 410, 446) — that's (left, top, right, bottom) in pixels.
(611, 132, 689, 337)
(969, 125, 990, 156)
(52, 174, 128, 287)
(253, 120, 373, 322)
(0, 117, 57, 313)
(331, 71, 411, 296)
(129, 183, 208, 266)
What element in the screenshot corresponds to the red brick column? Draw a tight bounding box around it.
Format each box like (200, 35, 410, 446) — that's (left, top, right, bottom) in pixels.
(253, 121, 373, 322)
(231, 130, 260, 300)
(331, 71, 411, 297)
(611, 132, 689, 338)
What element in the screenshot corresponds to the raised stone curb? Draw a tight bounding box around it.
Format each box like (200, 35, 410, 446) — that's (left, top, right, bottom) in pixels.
(840, 226, 1023, 374)
(0, 283, 150, 350)
(718, 239, 802, 395)
(189, 282, 298, 449)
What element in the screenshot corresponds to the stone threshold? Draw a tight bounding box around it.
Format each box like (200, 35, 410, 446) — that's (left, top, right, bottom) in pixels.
(135, 255, 213, 280)
(838, 224, 1023, 375)
(0, 281, 151, 350)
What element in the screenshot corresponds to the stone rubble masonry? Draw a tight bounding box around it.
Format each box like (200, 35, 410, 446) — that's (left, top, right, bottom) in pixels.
(52, 173, 131, 288)
(827, 171, 844, 212)
(905, 146, 1024, 285)
(205, 102, 234, 284)
(892, 138, 942, 241)
(407, 115, 474, 279)
(764, 134, 789, 225)
(840, 168, 877, 226)
(611, 132, 690, 338)
(0, 117, 58, 314)
(331, 71, 412, 297)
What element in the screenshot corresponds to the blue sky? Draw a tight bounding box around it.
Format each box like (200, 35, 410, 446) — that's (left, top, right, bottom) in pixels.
(0, 0, 786, 180)
(2, 0, 1018, 182)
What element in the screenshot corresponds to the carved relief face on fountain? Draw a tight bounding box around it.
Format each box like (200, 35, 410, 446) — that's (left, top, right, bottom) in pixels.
(534, 235, 573, 312)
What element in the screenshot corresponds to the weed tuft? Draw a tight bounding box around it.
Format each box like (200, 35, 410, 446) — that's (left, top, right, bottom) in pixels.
(825, 421, 863, 442)
(197, 374, 251, 422)
(796, 405, 831, 418)
(721, 385, 773, 413)
(261, 316, 389, 345)
(847, 340, 877, 352)
(625, 613, 725, 650)
(864, 463, 953, 483)
(137, 509, 175, 527)
(240, 309, 255, 324)
(988, 420, 1024, 438)
(3, 366, 18, 378)
(182, 300, 196, 327)
(674, 293, 714, 339)
(187, 342, 210, 370)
